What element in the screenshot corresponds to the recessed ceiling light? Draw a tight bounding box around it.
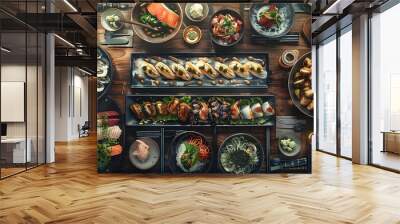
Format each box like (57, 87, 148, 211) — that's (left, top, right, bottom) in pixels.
(63, 0, 78, 12)
(54, 34, 75, 48)
(1, 47, 11, 53)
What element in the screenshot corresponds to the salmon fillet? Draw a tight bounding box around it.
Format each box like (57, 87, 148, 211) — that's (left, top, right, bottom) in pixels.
(147, 3, 180, 29)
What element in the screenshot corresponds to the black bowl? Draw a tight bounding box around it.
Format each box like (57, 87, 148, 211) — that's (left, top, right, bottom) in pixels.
(209, 9, 244, 47)
(288, 52, 313, 118)
(97, 47, 113, 101)
(218, 133, 264, 174)
(169, 131, 213, 173)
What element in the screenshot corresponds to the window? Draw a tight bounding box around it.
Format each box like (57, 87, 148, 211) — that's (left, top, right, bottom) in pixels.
(339, 27, 352, 158)
(317, 35, 337, 154)
(370, 2, 400, 171)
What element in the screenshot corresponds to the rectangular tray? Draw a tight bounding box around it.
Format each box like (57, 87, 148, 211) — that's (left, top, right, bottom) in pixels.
(130, 53, 270, 90)
(125, 94, 275, 127)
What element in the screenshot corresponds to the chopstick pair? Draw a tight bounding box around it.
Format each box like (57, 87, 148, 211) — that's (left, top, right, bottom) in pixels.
(250, 33, 300, 44)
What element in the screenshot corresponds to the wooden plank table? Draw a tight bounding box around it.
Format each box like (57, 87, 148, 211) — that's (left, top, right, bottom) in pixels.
(97, 3, 313, 172)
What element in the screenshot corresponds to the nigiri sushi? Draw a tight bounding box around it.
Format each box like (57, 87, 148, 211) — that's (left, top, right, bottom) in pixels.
(241, 105, 254, 120)
(251, 103, 264, 118)
(262, 102, 275, 116)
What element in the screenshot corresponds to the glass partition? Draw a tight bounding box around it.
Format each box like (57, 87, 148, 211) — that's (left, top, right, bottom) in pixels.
(339, 26, 352, 158)
(317, 35, 337, 155)
(1, 30, 28, 178)
(370, 3, 400, 171)
(0, 0, 46, 179)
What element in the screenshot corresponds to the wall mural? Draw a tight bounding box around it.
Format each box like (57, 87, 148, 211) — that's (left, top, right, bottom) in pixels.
(96, 2, 313, 174)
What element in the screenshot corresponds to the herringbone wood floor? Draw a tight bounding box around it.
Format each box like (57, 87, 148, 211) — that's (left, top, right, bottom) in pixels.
(1, 135, 399, 224)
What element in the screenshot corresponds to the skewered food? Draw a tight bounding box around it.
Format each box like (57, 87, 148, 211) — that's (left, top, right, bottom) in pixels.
(129, 96, 275, 125)
(168, 98, 180, 115)
(143, 101, 157, 117)
(209, 97, 221, 120)
(192, 100, 209, 122)
(177, 102, 192, 122)
(155, 101, 168, 115)
(220, 100, 231, 119)
(130, 103, 145, 120)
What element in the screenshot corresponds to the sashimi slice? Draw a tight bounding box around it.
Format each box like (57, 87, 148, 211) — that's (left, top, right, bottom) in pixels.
(147, 3, 180, 29)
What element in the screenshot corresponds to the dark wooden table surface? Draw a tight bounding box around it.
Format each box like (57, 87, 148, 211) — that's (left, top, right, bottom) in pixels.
(97, 3, 312, 160)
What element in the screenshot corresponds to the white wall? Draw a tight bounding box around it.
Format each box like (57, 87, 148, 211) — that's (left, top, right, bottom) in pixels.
(1, 63, 46, 164)
(54, 66, 89, 141)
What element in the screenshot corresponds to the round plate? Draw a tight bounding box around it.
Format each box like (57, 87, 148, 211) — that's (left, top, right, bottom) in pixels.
(249, 3, 294, 39)
(131, 3, 183, 44)
(97, 47, 113, 101)
(288, 52, 313, 118)
(169, 131, 213, 173)
(209, 9, 244, 47)
(218, 133, 264, 174)
(278, 136, 301, 157)
(101, 8, 124, 32)
(129, 137, 160, 170)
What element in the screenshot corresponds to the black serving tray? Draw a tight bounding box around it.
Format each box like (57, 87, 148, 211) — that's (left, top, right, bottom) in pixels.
(130, 53, 270, 90)
(125, 94, 276, 127)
